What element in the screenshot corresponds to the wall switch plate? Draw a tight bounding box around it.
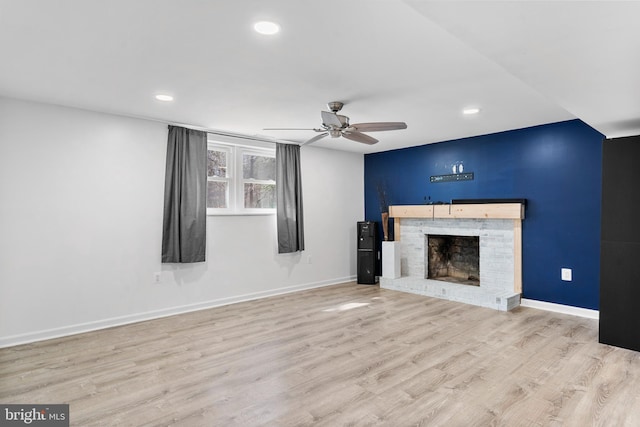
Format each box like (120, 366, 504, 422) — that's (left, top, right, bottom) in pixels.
(561, 268, 572, 281)
(154, 272, 162, 284)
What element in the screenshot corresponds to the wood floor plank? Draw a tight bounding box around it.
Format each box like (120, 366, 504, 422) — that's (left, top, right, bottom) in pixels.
(2, 282, 639, 426)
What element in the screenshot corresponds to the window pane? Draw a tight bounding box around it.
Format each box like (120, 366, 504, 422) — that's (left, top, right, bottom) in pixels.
(207, 181, 228, 208)
(243, 154, 275, 180)
(244, 183, 276, 209)
(207, 150, 227, 177)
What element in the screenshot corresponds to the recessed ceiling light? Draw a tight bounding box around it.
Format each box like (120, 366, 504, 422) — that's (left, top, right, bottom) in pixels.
(155, 94, 174, 102)
(463, 107, 480, 115)
(254, 21, 280, 35)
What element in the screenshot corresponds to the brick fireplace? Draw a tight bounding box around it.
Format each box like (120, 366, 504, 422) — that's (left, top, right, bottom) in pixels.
(380, 203, 524, 311)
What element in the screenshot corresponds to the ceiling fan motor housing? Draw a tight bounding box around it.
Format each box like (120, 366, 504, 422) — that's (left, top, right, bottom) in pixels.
(327, 101, 344, 113)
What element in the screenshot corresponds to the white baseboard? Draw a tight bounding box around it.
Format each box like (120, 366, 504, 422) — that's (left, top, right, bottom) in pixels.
(0, 276, 356, 349)
(520, 298, 599, 320)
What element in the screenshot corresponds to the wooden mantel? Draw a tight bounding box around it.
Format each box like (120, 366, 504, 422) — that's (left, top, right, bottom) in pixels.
(389, 203, 524, 293)
(389, 203, 524, 220)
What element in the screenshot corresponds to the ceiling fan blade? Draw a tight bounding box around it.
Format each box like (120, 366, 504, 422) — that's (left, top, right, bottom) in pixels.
(342, 131, 378, 145)
(321, 111, 344, 128)
(301, 132, 329, 146)
(350, 122, 407, 132)
(263, 128, 321, 131)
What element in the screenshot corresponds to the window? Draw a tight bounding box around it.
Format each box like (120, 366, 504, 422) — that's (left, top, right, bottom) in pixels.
(242, 151, 276, 209)
(207, 145, 231, 209)
(207, 140, 276, 215)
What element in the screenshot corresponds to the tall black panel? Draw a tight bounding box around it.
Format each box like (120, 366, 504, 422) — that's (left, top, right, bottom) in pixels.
(357, 221, 377, 284)
(600, 135, 640, 351)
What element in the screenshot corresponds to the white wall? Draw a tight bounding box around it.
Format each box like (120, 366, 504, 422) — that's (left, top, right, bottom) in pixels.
(0, 97, 364, 346)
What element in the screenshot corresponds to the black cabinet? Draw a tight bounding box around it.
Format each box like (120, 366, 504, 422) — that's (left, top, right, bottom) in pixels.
(600, 135, 640, 352)
(357, 221, 378, 284)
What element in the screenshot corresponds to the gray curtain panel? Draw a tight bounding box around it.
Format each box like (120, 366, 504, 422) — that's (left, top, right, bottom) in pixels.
(276, 143, 305, 253)
(161, 126, 207, 263)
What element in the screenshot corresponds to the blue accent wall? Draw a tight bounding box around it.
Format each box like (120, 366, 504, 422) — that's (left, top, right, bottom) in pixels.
(364, 119, 603, 310)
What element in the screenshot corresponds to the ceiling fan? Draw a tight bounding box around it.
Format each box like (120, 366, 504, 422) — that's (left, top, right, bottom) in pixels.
(264, 101, 407, 145)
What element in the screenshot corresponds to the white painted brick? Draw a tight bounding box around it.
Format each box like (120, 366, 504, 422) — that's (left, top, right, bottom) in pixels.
(390, 217, 520, 311)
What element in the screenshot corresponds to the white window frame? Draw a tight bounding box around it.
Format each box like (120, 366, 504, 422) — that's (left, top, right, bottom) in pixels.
(207, 139, 276, 216)
(206, 144, 233, 212)
(239, 147, 277, 215)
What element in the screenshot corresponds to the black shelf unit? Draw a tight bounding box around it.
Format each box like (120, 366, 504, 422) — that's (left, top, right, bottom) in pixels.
(600, 135, 640, 352)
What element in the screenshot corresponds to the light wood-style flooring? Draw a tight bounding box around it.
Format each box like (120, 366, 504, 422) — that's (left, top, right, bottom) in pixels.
(2, 282, 640, 426)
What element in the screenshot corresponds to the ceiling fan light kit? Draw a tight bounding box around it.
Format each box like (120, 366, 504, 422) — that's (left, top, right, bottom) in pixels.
(264, 101, 407, 146)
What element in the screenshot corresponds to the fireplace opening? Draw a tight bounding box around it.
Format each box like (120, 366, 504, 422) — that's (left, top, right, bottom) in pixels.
(426, 234, 479, 286)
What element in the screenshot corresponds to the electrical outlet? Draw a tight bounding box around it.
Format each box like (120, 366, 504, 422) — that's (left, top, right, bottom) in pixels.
(307, 255, 312, 264)
(561, 268, 572, 282)
(154, 272, 162, 284)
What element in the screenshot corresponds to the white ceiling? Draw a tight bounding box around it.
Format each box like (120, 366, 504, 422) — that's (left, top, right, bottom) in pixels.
(1, 0, 638, 154)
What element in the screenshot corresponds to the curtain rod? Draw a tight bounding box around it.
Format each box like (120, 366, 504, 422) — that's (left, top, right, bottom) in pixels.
(102, 108, 297, 145)
(147, 117, 297, 145)
(169, 121, 285, 145)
